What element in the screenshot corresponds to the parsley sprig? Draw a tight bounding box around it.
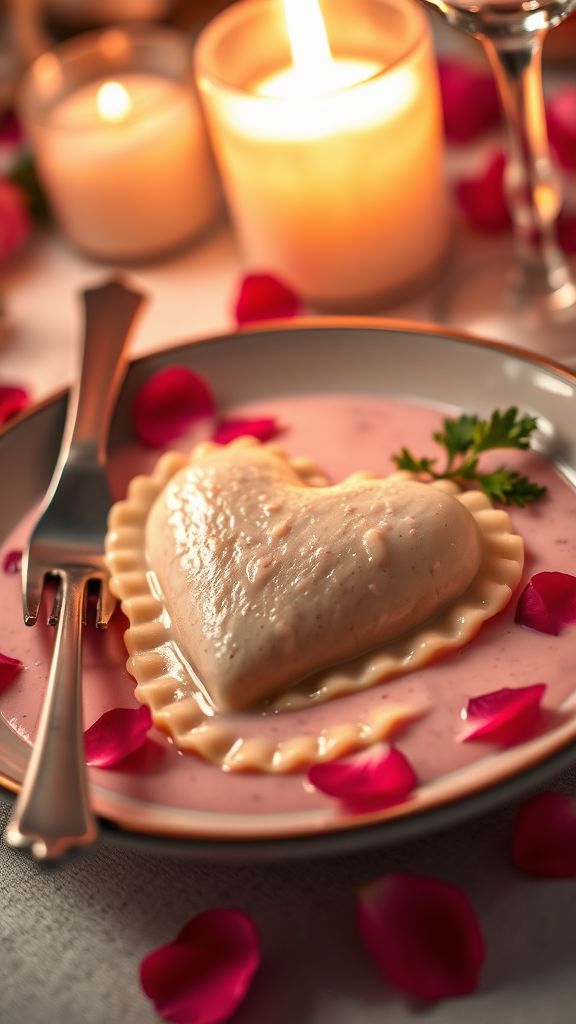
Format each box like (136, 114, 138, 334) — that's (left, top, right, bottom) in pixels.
(392, 407, 547, 507)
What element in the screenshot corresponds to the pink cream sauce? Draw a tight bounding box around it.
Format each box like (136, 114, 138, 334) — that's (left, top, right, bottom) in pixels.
(0, 393, 575, 817)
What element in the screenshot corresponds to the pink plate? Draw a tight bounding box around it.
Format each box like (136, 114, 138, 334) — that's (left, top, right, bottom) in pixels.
(1, 321, 575, 858)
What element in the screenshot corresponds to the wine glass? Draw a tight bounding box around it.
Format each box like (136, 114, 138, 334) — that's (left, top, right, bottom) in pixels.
(421, 0, 576, 364)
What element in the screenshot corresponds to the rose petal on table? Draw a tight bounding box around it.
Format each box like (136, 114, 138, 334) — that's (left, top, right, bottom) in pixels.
(547, 86, 576, 171)
(0, 651, 23, 692)
(515, 571, 576, 635)
(459, 684, 546, 745)
(357, 872, 485, 1001)
(438, 59, 500, 143)
(140, 908, 260, 1024)
(212, 416, 280, 445)
(2, 548, 22, 573)
(307, 745, 417, 811)
(234, 272, 303, 326)
(132, 366, 215, 448)
(0, 111, 23, 146)
(455, 150, 512, 232)
(84, 705, 152, 767)
(0, 179, 31, 264)
(512, 792, 576, 877)
(0, 385, 30, 425)
(558, 211, 576, 253)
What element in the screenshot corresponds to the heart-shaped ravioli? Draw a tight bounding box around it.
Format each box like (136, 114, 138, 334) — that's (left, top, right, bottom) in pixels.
(106, 438, 524, 771)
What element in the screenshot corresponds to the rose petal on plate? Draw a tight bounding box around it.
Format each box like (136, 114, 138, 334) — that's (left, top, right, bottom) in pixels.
(515, 571, 576, 635)
(140, 908, 260, 1024)
(459, 684, 546, 745)
(0, 651, 23, 692)
(357, 872, 485, 1001)
(234, 272, 303, 326)
(558, 211, 576, 253)
(438, 59, 500, 143)
(0, 385, 30, 425)
(0, 180, 31, 265)
(512, 792, 576, 878)
(547, 86, 576, 171)
(2, 549, 22, 573)
(307, 745, 417, 811)
(133, 366, 215, 449)
(212, 416, 280, 445)
(455, 150, 512, 233)
(84, 705, 152, 767)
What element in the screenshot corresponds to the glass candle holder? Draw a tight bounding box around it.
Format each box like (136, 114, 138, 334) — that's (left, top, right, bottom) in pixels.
(195, 0, 449, 311)
(19, 25, 221, 262)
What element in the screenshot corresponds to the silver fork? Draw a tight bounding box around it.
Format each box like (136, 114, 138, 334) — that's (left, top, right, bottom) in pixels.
(3, 277, 145, 861)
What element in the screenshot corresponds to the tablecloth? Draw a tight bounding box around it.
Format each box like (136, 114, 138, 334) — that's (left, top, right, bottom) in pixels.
(1, 224, 576, 1024)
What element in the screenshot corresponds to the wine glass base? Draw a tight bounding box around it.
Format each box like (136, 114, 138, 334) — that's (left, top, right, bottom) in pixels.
(434, 258, 576, 369)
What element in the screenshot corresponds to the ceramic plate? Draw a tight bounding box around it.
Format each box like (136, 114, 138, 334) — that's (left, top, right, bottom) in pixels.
(1, 319, 575, 860)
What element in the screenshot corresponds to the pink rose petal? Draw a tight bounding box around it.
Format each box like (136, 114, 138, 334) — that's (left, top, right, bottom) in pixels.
(455, 150, 512, 233)
(307, 745, 417, 811)
(140, 908, 260, 1024)
(357, 872, 485, 1001)
(234, 272, 303, 326)
(0, 651, 23, 692)
(558, 211, 576, 253)
(512, 792, 576, 878)
(133, 366, 215, 449)
(2, 549, 21, 573)
(459, 684, 546, 745)
(515, 571, 576, 635)
(0, 179, 31, 264)
(84, 705, 152, 768)
(0, 385, 30, 426)
(438, 59, 501, 144)
(547, 86, 576, 171)
(212, 416, 280, 445)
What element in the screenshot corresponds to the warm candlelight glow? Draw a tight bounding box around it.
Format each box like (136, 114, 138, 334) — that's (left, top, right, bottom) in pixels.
(96, 80, 132, 123)
(283, 0, 333, 89)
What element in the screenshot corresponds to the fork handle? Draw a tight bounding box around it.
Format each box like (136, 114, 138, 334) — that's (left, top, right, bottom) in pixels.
(69, 278, 145, 458)
(4, 571, 97, 859)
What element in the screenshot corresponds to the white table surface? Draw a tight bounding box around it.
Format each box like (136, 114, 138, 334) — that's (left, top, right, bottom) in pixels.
(1, 212, 576, 1024)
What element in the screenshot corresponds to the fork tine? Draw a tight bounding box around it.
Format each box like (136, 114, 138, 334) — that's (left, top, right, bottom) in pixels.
(22, 558, 46, 626)
(95, 578, 117, 628)
(47, 580, 63, 627)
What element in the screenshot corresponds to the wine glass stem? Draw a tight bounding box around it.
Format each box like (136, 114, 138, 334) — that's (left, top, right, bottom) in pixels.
(480, 30, 575, 305)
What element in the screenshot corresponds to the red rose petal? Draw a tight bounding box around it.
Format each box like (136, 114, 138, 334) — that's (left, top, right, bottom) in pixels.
(0, 385, 30, 425)
(438, 59, 501, 144)
(357, 872, 485, 1001)
(307, 745, 417, 811)
(459, 684, 546, 745)
(2, 549, 22, 573)
(0, 180, 31, 264)
(234, 272, 303, 326)
(512, 792, 576, 877)
(455, 150, 512, 233)
(0, 111, 23, 146)
(212, 416, 280, 445)
(558, 211, 576, 253)
(140, 908, 260, 1024)
(0, 651, 23, 692)
(132, 366, 215, 449)
(515, 571, 576, 635)
(84, 705, 152, 768)
(547, 86, 576, 171)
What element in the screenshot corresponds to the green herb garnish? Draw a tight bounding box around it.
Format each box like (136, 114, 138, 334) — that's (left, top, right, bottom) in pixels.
(392, 407, 547, 507)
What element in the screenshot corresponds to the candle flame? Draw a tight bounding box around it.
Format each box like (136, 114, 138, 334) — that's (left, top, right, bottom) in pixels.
(96, 81, 132, 123)
(283, 0, 335, 89)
